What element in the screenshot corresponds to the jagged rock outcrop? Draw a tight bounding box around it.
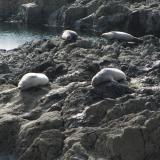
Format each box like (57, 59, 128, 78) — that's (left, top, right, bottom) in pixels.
(0, 33, 160, 159)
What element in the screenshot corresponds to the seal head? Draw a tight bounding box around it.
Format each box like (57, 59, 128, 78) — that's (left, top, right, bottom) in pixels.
(62, 30, 78, 42)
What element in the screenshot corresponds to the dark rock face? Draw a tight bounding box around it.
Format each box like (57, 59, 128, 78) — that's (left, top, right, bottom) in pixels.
(64, 6, 87, 28)
(127, 9, 160, 36)
(19, 3, 42, 24)
(94, 3, 131, 33)
(0, 0, 18, 20)
(2, 0, 160, 37)
(75, 14, 94, 31)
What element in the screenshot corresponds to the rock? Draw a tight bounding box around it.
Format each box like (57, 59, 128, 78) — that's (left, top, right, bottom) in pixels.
(40, 39, 56, 52)
(91, 81, 133, 99)
(64, 6, 87, 27)
(151, 60, 160, 70)
(0, 0, 17, 20)
(20, 3, 42, 24)
(0, 0, 160, 38)
(31, 60, 56, 73)
(18, 129, 64, 160)
(64, 142, 89, 160)
(75, 14, 94, 31)
(94, 3, 131, 33)
(37, 0, 66, 18)
(83, 98, 116, 126)
(95, 127, 145, 160)
(0, 63, 10, 74)
(48, 6, 67, 26)
(128, 8, 160, 36)
(16, 111, 63, 158)
(145, 115, 160, 131)
(20, 107, 42, 120)
(0, 115, 20, 155)
(64, 128, 100, 159)
(1, 14, 160, 159)
(146, 0, 160, 5)
(127, 10, 145, 36)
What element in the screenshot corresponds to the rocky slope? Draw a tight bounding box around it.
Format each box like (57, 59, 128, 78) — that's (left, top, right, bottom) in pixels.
(0, 0, 160, 160)
(0, 33, 160, 160)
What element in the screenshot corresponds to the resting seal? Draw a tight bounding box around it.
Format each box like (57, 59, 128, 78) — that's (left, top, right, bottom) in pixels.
(18, 73, 49, 90)
(101, 31, 143, 43)
(91, 68, 126, 86)
(62, 30, 78, 42)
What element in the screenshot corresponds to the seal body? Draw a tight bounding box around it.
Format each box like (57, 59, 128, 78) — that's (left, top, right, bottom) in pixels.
(62, 30, 78, 42)
(18, 73, 49, 90)
(91, 68, 126, 86)
(101, 31, 142, 42)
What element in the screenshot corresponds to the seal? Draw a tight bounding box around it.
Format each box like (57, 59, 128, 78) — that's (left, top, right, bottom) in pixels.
(18, 73, 49, 90)
(62, 30, 78, 42)
(101, 31, 143, 43)
(91, 68, 126, 86)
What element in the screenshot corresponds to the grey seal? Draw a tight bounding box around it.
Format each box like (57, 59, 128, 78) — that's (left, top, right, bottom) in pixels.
(18, 73, 49, 90)
(62, 30, 78, 42)
(101, 31, 143, 43)
(91, 68, 126, 86)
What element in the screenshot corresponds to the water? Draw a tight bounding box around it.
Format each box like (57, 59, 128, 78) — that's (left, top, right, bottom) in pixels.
(0, 22, 61, 50)
(0, 154, 15, 160)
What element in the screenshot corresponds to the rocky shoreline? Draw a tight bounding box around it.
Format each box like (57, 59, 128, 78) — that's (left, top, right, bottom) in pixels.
(0, 0, 160, 160)
(0, 33, 159, 159)
(1, 0, 160, 36)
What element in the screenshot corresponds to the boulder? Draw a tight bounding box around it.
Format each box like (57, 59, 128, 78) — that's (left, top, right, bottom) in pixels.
(18, 129, 64, 160)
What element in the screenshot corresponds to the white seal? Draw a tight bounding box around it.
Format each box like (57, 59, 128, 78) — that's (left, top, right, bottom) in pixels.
(18, 73, 49, 90)
(101, 31, 142, 42)
(62, 30, 78, 42)
(91, 68, 126, 86)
